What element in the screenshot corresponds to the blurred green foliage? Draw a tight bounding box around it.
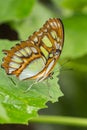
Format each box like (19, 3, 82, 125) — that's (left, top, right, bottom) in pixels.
(0, 0, 87, 128)
(0, 0, 35, 22)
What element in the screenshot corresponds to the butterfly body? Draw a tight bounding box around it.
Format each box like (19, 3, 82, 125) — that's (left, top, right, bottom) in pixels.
(2, 18, 64, 82)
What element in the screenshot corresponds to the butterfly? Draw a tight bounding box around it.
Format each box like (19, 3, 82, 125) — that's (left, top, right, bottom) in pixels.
(1, 18, 64, 84)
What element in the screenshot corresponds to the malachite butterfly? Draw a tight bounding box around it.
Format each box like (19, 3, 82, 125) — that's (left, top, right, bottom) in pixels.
(1, 18, 64, 82)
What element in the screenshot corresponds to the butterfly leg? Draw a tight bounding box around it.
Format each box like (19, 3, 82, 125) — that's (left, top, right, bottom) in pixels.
(46, 79, 53, 99)
(8, 77, 17, 87)
(24, 75, 46, 92)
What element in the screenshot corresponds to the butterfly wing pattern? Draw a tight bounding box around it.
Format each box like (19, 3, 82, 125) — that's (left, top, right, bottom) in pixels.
(1, 18, 64, 82)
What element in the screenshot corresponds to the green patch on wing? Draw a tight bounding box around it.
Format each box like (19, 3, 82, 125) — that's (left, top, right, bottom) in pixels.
(42, 36, 52, 47)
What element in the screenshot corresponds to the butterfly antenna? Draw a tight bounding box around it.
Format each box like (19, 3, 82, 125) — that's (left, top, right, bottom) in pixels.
(54, 59, 73, 73)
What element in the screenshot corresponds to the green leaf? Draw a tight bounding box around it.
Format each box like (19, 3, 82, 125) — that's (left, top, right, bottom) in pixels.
(0, 0, 35, 23)
(61, 14, 87, 59)
(0, 40, 63, 124)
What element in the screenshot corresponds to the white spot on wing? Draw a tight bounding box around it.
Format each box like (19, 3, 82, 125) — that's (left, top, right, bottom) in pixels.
(9, 62, 20, 69)
(43, 29, 47, 33)
(50, 22, 54, 27)
(19, 49, 28, 57)
(12, 56, 22, 63)
(31, 41, 34, 44)
(58, 23, 61, 28)
(33, 37, 38, 42)
(24, 47, 32, 55)
(15, 51, 23, 57)
(30, 47, 37, 53)
(53, 21, 57, 27)
(9, 68, 16, 73)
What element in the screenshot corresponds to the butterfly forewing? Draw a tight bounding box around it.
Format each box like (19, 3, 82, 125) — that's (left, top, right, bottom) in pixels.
(1, 18, 64, 82)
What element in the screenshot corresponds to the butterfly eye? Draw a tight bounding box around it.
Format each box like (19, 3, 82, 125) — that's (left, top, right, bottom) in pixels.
(2, 18, 64, 82)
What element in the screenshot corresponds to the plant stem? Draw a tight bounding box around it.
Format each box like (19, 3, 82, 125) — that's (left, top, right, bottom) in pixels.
(30, 115, 87, 127)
